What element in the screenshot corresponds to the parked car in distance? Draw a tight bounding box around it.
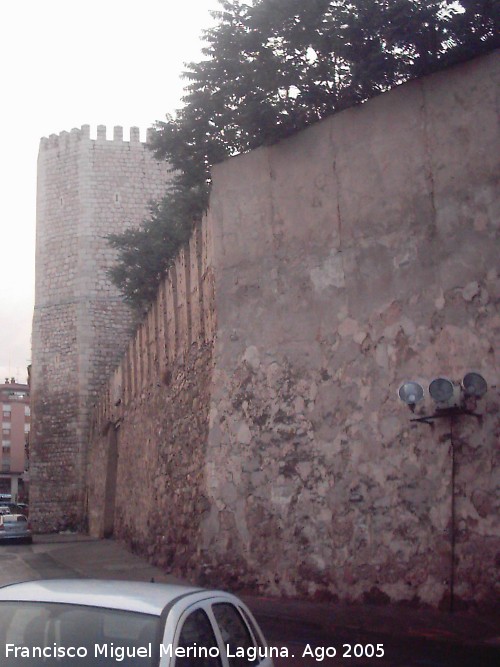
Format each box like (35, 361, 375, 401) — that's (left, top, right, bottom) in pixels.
(0, 505, 10, 515)
(0, 579, 275, 666)
(0, 514, 32, 544)
(5, 502, 29, 516)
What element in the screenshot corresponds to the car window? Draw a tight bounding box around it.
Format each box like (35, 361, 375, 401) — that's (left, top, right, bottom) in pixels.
(212, 603, 258, 666)
(0, 601, 158, 666)
(239, 607, 265, 651)
(175, 608, 222, 667)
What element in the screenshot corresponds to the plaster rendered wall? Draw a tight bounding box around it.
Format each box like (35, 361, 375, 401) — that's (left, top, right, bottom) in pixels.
(202, 52, 499, 609)
(31, 126, 171, 531)
(86, 53, 499, 609)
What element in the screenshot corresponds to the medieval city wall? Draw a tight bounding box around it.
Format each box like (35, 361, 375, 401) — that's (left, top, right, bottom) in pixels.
(31, 126, 171, 531)
(204, 52, 499, 609)
(87, 221, 216, 571)
(88, 52, 499, 609)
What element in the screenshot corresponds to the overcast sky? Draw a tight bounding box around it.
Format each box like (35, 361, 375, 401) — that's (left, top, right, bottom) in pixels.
(0, 0, 222, 384)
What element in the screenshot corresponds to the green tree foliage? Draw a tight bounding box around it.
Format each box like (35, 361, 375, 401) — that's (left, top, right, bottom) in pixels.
(109, 0, 499, 313)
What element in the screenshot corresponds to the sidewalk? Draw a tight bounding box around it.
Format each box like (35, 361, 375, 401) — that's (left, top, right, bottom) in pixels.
(33, 533, 186, 585)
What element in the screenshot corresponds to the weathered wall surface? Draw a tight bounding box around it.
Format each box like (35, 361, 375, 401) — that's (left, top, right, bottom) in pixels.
(87, 53, 499, 609)
(203, 52, 499, 609)
(87, 222, 215, 578)
(31, 126, 171, 531)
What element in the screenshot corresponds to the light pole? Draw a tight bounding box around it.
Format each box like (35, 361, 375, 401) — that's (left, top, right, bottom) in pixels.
(398, 373, 488, 613)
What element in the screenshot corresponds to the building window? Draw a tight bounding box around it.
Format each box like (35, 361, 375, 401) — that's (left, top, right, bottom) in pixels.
(2, 413, 10, 421)
(24, 406, 31, 417)
(7, 391, 27, 400)
(1, 463, 10, 472)
(2, 424, 10, 431)
(2, 404, 11, 412)
(24, 424, 30, 433)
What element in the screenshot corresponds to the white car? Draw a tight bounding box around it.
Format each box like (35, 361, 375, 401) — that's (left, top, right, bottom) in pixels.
(0, 514, 32, 543)
(0, 579, 275, 666)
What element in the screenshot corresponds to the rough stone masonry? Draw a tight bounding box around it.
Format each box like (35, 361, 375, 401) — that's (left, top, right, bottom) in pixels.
(199, 52, 499, 609)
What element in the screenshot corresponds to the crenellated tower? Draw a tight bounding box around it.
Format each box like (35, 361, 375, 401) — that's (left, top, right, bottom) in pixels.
(31, 125, 171, 531)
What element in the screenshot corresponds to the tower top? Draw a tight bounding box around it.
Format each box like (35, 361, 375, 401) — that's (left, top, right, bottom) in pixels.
(39, 125, 155, 150)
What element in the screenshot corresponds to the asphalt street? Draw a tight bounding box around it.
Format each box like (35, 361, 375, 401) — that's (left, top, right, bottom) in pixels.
(0, 535, 498, 667)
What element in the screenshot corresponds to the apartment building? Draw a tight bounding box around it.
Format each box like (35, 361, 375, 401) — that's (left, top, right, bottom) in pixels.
(0, 378, 30, 502)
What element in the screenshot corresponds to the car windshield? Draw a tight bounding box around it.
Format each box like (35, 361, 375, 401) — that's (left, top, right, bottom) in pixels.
(0, 601, 160, 666)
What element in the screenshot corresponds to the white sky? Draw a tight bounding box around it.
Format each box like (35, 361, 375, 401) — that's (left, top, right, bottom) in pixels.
(0, 0, 221, 384)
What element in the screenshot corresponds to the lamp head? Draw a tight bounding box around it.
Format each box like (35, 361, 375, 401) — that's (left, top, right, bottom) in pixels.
(398, 381, 424, 406)
(462, 372, 487, 398)
(429, 377, 454, 404)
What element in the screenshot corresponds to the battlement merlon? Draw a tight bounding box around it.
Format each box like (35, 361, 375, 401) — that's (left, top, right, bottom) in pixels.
(39, 125, 152, 150)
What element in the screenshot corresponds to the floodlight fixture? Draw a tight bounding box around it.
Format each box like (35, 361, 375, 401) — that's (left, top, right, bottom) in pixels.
(397, 370, 487, 615)
(429, 377, 455, 404)
(398, 381, 424, 406)
(462, 372, 487, 398)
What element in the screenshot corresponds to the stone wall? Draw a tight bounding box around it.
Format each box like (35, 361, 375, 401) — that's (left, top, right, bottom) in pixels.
(31, 126, 171, 531)
(87, 222, 216, 579)
(88, 52, 499, 609)
(203, 52, 499, 609)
